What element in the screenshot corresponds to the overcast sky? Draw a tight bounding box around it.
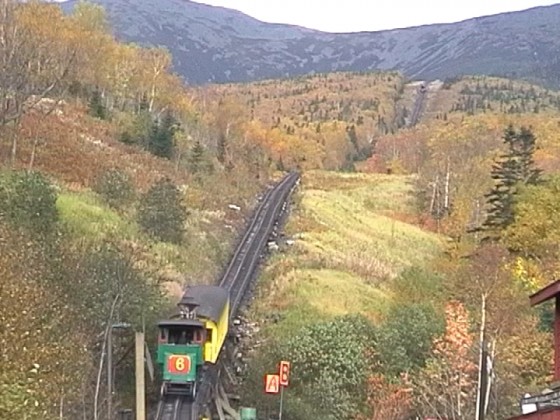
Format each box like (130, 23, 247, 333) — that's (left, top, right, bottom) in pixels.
(194, 0, 560, 32)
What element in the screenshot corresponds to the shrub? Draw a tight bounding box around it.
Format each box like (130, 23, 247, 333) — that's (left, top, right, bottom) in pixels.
(377, 302, 445, 377)
(0, 170, 58, 235)
(93, 169, 135, 210)
(241, 314, 377, 420)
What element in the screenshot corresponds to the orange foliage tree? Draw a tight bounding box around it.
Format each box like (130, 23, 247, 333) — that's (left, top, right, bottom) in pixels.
(413, 300, 478, 419)
(357, 374, 413, 420)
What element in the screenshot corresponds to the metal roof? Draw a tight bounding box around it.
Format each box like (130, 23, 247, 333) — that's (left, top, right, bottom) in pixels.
(530, 280, 560, 306)
(179, 285, 229, 324)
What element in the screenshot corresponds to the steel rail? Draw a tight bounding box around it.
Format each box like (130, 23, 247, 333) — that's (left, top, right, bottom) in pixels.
(228, 172, 298, 313)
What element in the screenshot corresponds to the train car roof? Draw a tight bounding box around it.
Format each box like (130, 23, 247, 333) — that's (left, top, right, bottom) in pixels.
(158, 319, 204, 329)
(180, 285, 229, 324)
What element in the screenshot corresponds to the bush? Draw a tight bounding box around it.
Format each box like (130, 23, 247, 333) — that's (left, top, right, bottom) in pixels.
(0, 170, 58, 235)
(284, 315, 376, 419)
(137, 178, 186, 244)
(240, 314, 377, 420)
(93, 169, 135, 210)
(377, 302, 445, 377)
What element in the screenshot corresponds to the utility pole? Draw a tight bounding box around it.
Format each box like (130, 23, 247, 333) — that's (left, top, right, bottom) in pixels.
(135, 332, 146, 420)
(475, 296, 487, 420)
(108, 328, 113, 420)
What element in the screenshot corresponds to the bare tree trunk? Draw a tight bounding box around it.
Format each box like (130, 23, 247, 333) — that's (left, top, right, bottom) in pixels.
(10, 127, 17, 165)
(484, 339, 496, 415)
(444, 157, 451, 211)
(475, 294, 487, 420)
(430, 175, 439, 214)
(149, 80, 156, 112)
(28, 135, 39, 170)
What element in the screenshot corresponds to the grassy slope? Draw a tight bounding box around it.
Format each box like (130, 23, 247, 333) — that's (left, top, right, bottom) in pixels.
(251, 170, 443, 336)
(2, 103, 264, 300)
(57, 188, 241, 293)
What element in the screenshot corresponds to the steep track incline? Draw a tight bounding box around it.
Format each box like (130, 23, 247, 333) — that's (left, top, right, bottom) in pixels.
(154, 171, 300, 420)
(408, 83, 429, 127)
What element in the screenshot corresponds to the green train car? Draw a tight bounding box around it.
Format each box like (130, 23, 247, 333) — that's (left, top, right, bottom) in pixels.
(157, 285, 229, 398)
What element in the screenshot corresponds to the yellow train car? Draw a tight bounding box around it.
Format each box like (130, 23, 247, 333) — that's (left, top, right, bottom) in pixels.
(178, 285, 229, 364)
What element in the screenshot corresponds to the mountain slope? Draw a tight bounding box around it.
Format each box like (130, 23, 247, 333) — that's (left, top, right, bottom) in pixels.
(62, 0, 560, 87)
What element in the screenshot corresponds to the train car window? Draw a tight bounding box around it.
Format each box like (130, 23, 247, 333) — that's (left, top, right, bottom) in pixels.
(174, 329, 195, 344)
(169, 329, 179, 344)
(177, 331, 187, 344)
(159, 328, 168, 343)
(206, 328, 213, 343)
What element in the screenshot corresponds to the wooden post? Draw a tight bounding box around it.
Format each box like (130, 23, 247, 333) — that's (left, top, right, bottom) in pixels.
(529, 281, 560, 381)
(135, 332, 145, 420)
(108, 328, 113, 420)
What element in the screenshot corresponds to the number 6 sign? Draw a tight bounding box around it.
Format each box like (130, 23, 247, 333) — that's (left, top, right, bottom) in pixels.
(167, 355, 191, 374)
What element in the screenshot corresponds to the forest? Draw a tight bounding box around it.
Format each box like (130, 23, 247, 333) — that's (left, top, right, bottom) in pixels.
(1, 1, 560, 419)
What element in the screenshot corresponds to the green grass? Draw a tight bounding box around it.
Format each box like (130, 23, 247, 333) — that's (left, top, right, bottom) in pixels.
(57, 192, 137, 240)
(56, 192, 235, 286)
(252, 170, 443, 338)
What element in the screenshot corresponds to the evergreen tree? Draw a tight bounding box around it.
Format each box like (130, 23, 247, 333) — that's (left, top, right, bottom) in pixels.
(137, 178, 186, 244)
(481, 125, 541, 237)
(187, 140, 205, 175)
(147, 112, 175, 159)
(88, 89, 106, 120)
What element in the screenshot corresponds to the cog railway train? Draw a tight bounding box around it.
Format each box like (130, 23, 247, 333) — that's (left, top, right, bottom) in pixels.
(156, 284, 229, 398)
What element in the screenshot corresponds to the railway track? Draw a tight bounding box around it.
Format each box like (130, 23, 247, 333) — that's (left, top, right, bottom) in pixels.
(409, 83, 428, 127)
(221, 171, 299, 313)
(155, 395, 196, 420)
(154, 171, 300, 420)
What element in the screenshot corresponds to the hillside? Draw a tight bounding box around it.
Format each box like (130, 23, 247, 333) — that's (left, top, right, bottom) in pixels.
(202, 71, 409, 170)
(240, 171, 444, 417)
(61, 0, 560, 87)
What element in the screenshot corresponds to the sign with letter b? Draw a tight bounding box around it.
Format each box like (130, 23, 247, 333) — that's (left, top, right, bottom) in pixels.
(279, 360, 290, 386)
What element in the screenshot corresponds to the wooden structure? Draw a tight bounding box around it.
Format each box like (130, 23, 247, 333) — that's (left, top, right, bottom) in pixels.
(507, 280, 560, 420)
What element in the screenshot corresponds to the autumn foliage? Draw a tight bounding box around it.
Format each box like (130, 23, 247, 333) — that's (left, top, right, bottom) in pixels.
(358, 374, 412, 420)
(413, 301, 478, 419)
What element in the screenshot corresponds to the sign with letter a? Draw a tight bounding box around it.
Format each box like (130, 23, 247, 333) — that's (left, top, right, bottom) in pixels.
(265, 374, 280, 394)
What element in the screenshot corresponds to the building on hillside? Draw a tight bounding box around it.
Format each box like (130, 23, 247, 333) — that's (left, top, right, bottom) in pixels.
(509, 280, 560, 420)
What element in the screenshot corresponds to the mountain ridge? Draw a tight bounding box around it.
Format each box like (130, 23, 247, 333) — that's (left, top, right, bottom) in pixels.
(61, 0, 560, 87)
